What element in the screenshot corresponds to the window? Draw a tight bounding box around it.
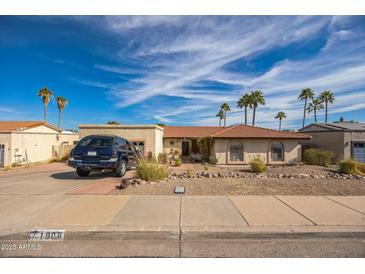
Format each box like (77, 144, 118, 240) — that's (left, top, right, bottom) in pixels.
(78, 136, 113, 148)
(229, 142, 243, 161)
(271, 142, 284, 161)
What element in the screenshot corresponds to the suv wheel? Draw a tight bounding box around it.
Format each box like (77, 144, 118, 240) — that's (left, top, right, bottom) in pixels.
(76, 167, 90, 177)
(115, 160, 127, 177)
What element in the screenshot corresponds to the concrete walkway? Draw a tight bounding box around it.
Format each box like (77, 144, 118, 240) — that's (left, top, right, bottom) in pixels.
(1, 195, 365, 239)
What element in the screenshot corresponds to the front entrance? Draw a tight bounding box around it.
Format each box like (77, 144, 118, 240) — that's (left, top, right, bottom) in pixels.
(182, 141, 190, 156)
(0, 144, 4, 167)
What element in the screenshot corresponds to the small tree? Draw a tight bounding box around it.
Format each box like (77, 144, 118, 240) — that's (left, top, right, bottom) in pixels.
(107, 121, 120, 125)
(37, 87, 53, 123)
(216, 110, 224, 126)
(319, 90, 335, 123)
(220, 103, 231, 127)
(275, 111, 286, 131)
(298, 88, 314, 127)
(307, 98, 324, 123)
(237, 93, 252, 125)
(250, 90, 265, 126)
(55, 96, 68, 129)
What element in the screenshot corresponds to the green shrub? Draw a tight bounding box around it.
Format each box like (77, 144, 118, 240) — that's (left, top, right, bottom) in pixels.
(174, 157, 182, 166)
(158, 152, 168, 164)
(250, 156, 266, 173)
(186, 168, 193, 177)
(209, 156, 218, 165)
(58, 154, 69, 162)
(136, 158, 167, 181)
(358, 162, 365, 174)
(302, 149, 334, 167)
(339, 159, 365, 175)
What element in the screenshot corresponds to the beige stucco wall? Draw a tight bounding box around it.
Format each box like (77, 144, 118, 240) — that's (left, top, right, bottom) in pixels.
(0, 133, 12, 166)
(163, 138, 182, 154)
(22, 125, 59, 134)
(213, 138, 301, 165)
(11, 132, 59, 164)
(59, 133, 79, 145)
(299, 131, 345, 159)
(0, 125, 79, 166)
(79, 124, 164, 156)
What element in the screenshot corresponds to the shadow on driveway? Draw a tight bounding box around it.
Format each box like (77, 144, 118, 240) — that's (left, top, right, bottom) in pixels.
(50, 170, 116, 180)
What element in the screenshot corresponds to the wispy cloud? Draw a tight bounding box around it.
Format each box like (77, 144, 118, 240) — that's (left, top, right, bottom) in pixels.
(72, 16, 365, 127)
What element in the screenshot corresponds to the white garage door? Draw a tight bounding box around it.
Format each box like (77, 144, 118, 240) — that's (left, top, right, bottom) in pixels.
(353, 143, 365, 163)
(0, 144, 4, 167)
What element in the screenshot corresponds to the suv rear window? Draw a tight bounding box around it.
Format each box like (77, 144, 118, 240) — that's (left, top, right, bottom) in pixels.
(78, 136, 113, 148)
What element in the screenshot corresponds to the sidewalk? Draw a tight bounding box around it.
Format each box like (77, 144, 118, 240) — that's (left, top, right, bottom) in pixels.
(1, 195, 365, 239)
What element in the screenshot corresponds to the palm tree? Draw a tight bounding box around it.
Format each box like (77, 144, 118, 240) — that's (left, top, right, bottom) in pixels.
(275, 111, 287, 131)
(37, 87, 53, 123)
(319, 90, 335, 123)
(307, 98, 324, 123)
(298, 88, 314, 128)
(216, 110, 224, 126)
(220, 103, 231, 127)
(236, 93, 252, 125)
(250, 90, 265, 126)
(55, 96, 68, 129)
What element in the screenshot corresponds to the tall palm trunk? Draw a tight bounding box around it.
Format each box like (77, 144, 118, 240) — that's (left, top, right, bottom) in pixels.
(302, 99, 307, 128)
(314, 108, 317, 123)
(279, 119, 282, 131)
(58, 110, 61, 129)
(218, 118, 221, 127)
(244, 106, 247, 125)
(325, 101, 328, 123)
(252, 106, 256, 126)
(43, 103, 47, 123)
(224, 111, 227, 127)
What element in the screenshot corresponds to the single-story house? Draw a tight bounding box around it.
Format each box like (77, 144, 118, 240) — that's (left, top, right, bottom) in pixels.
(79, 124, 310, 165)
(0, 121, 79, 167)
(299, 122, 365, 162)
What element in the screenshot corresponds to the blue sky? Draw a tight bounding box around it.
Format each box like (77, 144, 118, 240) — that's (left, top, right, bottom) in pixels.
(1, 16, 365, 130)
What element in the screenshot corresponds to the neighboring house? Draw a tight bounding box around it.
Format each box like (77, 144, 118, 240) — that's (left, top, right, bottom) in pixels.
(299, 122, 365, 163)
(0, 121, 79, 167)
(79, 124, 310, 165)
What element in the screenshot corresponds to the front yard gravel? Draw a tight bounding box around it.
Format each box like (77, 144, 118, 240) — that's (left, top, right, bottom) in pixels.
(114, 164, 365, 196)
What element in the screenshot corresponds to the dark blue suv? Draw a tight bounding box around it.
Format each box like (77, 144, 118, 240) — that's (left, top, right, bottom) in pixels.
(68, 135, 138, 177)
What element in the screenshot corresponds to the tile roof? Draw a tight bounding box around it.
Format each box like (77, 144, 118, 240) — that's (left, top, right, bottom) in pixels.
(163, 125, 310, 139)
(0, 121, 60, 133)
(301, 122, 365, 132)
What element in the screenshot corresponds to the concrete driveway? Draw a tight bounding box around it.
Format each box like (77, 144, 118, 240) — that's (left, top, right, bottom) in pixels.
(0, 163, 123, 195)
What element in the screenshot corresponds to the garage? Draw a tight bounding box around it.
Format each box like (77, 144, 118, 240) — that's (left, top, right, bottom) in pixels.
(353, 142, 365, 163)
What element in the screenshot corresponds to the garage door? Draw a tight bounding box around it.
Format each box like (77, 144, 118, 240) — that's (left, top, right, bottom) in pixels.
(353, 143, 365, 163)
(0, 144, 4, 167)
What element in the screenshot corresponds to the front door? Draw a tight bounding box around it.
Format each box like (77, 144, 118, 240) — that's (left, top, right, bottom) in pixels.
(182, 141, 189, 156)
(0, 144, 4, 167)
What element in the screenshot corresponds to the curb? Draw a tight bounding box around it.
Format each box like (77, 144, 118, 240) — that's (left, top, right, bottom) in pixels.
(1, 229, 364, 241)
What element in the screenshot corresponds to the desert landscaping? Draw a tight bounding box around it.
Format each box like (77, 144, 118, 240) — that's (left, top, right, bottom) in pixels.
(115, 163, 365, 196)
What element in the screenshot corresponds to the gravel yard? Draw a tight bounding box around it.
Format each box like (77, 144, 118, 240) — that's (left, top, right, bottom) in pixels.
(114, 164, 365, 196)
